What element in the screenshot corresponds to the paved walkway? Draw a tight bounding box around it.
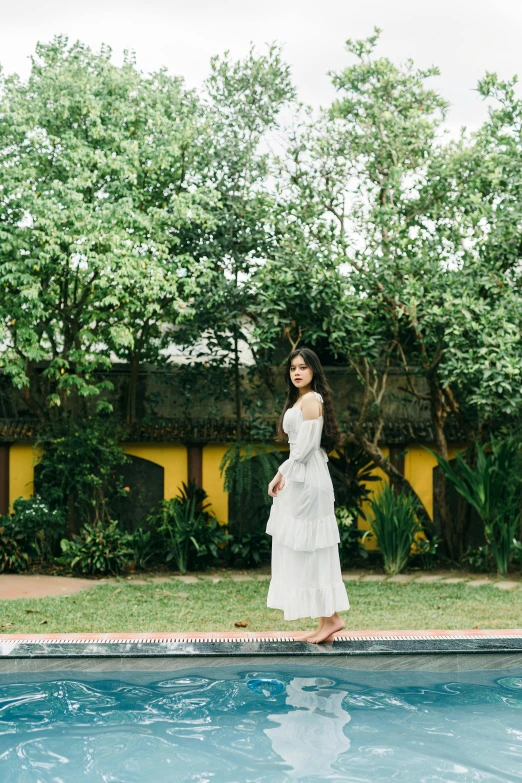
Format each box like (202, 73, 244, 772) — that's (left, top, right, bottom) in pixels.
(1, 568, 521, 600)
(0, 574, 110, 600)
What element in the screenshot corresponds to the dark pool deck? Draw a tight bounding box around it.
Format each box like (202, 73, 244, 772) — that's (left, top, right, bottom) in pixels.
(1, 630, 522, 672)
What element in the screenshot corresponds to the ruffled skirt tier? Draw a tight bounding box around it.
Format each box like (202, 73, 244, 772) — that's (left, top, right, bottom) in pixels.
(266, 451, 350, 621)
(267, 537, 350, 620)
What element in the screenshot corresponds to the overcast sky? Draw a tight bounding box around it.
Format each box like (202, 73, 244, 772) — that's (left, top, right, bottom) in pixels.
(0, 0, 521, 135)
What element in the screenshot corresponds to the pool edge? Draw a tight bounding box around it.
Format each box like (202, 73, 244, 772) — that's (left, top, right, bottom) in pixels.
(1, 629, 522, 673)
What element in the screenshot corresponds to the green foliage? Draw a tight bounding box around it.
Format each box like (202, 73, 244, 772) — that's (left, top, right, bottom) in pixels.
(427, 436, 522, 575)
(218, 443, 280, 564)
(257, 28, 522, 562)
(335, 506, 368, 568)
(220, 442, 282, 537)
(362, 483, 424, 575)
(128, 527, 156, 572)
(0, 36, 214, 416)
(220, 442, 281, 504)
(0, 525, 30, 573)
(329, 446, 382, 519)
(511, 540, 522, 574)
(35, 417, 129, 531)
(60, 520, 133, 576)
(409, 533, 443, 572)
(9, 495, 67, 563)
(1, 31, 522, 572)
(226, 529, 271, 568)
(172, 45, 296, 433)
(147, 479, 232, 573)
(461, 545, 495, 573)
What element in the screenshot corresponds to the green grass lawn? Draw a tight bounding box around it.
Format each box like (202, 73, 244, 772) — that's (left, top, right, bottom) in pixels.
(1, 577, 521, 634)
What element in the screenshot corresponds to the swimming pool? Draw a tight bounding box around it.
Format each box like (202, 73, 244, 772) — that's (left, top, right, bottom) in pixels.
(1, 663, 522, 782)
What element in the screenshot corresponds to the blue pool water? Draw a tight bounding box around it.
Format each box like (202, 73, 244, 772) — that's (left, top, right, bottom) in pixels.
(1, 665, 522, 782)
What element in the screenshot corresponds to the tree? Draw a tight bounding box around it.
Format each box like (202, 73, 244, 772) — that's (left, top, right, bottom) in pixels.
(0, 37, 213, 425)
(255, 29, 522, 559)
(255, 29, 447, 521)
(172, 45, 296, 439)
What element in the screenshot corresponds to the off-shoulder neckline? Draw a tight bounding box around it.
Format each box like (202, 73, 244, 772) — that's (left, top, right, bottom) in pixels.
(290, 391, 323, 411)
(286, 408, 323, 420)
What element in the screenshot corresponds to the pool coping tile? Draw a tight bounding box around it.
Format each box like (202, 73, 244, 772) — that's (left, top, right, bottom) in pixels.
(1, 630, 522, 659)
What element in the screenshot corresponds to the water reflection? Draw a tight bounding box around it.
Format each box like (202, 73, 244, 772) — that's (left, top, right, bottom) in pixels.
(264, 677, 351, 779)
(2, 670, 522, 782)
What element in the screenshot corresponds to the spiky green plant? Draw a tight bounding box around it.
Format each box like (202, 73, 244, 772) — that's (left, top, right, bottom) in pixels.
(426, 436, 522, 575)
(147, 481, 232, 574)
(362, 483, 424, 575)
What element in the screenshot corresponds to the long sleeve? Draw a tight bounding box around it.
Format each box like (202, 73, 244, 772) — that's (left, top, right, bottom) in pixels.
(278, 418, 322, 482)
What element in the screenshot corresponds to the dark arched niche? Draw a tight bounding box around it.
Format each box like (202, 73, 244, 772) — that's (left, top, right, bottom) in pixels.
(34, 454, 164, 532)
(117, 455, 165, 531)
(432, 459, 485, 549)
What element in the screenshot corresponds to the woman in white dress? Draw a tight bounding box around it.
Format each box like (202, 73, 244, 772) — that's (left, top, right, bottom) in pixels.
(266, 347, 350, 643)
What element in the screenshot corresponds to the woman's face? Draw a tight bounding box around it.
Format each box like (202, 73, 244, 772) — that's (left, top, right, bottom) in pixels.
(290, 355, 313, 390)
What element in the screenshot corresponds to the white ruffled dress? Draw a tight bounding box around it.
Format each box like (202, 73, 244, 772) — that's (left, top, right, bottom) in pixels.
(266, 391, 350, 621)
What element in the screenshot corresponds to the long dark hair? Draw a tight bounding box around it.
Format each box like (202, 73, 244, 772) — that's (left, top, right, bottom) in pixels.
(275, 347, 341, 454)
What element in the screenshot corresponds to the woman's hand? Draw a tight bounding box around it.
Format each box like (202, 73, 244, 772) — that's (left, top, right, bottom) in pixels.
(268, 472, 285, 497)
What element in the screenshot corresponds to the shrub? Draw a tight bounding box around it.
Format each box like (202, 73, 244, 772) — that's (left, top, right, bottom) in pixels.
(428, 435, 522, 575)
(147, 480, 232, 573)
(36, 417, 129, 534)
(0, 525, 30, 573)
(461, 544, 495, 573)
(227, 529, 271, 567)
(410, 531, 442, 571)
(220, 442, 281, 538)
(511, 539, 522, 573)
(9, 496, 67, 563)
(335, 506, 368, 568)
(362, 483, 424, 575)
(60, 520, 133, 576)
(329, 446, 382, 518)
(129, 527, 157, 571)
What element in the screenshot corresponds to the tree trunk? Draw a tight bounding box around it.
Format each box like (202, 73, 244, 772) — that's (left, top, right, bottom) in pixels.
(234, 328, 242, 441)
(388, 446, 405, 495)
(67, 490, 77, 537)
(429, 384, 456, 560)
(127, 351, 140, 428)
(457, 495, 471, 560)
(127, 326, 149, 429)
(19, 365, 47, 421)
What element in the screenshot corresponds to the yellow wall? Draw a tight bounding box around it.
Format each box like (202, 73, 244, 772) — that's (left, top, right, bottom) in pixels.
(8, 440, 466, 536)
(357, 443, 466, 553)
(404, 445, 437, 519)
(9, 444, 41, 508)
(10, 441, 189, 514)
(201, 443, 288, 525)
(9, 441, 227, 523)
(202, 444, 229, 524)
(125, 443, 256, 526)
(404, 442, 465, 520)
(124, 443, 187, 502)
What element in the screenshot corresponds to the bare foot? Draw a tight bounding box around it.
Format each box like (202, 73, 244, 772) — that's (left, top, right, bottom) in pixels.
(306, 615, 345, 644)
(293, 619, 324, 641)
